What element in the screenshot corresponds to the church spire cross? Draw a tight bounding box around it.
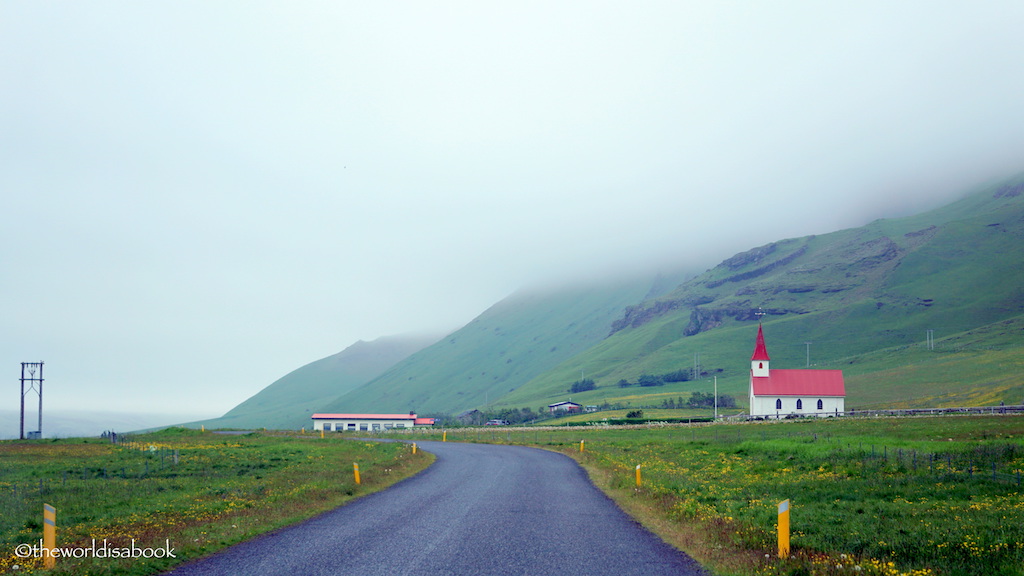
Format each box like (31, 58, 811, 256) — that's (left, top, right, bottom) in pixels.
(751, 324, 770, 361)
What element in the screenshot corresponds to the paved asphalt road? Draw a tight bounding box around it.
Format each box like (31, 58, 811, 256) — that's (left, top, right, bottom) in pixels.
(164, 441, 708, 576)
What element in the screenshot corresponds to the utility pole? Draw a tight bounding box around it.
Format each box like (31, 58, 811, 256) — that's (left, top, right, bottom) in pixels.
(714, 376, 718, 420)
(926, 330, 934, 351)
(20, 362, 44, 439)
(805, 342, 811, 367)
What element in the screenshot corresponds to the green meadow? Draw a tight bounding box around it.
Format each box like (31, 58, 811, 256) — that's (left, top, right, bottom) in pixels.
(0, 429, 431, 575)
(7, 416, 1023, 576)
(416, 414, 1024, 576)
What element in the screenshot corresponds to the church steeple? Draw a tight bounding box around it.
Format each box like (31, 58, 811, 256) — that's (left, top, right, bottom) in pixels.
(751, 324, 770, 377)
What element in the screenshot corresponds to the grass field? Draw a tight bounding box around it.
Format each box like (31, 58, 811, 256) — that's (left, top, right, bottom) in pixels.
(0, 429, 431, 575)
(7, 417, 1021, 575)
(411, 414, 1024, 576)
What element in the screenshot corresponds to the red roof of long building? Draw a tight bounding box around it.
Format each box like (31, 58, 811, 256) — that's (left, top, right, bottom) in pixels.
(311, 413, 418, 420)
(751, 324, 771, 361)
(751, 369, 845, 397)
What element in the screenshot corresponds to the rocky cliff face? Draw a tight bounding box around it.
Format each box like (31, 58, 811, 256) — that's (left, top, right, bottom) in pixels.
(607, 218, 953, 338)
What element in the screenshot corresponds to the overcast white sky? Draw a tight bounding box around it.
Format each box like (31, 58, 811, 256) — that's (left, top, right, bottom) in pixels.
(3, 2, 1024, 421)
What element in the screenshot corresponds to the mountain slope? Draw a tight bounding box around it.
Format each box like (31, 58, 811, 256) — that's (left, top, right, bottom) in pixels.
(319, 273, 689, 415)
(494, 173, 1024, 410)
(195, 333, 442, 429)
(204, 172, 1024, 427)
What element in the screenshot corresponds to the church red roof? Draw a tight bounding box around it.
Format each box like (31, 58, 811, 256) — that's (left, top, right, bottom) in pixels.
(751, 324, 771, 361)
(751, 369, 845, 397)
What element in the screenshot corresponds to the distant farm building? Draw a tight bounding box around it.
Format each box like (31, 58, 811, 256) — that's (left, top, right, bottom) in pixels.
(548, 401, 582, 414)
(748, 325, 845, 418)
(456, 409, 483, 425)
(312, 413, 435, 432)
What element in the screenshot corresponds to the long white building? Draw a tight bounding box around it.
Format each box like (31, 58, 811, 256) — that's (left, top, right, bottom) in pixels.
(311, 413, 435, 432)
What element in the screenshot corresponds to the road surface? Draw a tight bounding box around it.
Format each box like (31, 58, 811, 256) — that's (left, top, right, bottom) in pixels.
(164, 440, 707, 576)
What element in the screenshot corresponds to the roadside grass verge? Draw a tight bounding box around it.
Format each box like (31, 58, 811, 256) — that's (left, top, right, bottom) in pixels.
(413, 415, 1024, 576)
(0, 429, 431, 575)
(543, 408, 744, 426)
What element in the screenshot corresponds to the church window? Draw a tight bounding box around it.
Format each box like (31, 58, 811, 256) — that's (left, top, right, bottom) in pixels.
(759, 362, 763, 369)
(775, 399, 782, 410)
(796, 399, 803, 410)
(817, 399, 824, 410)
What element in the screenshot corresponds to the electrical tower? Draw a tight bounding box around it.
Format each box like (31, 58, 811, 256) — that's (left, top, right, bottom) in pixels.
(20, 362, 44, 440)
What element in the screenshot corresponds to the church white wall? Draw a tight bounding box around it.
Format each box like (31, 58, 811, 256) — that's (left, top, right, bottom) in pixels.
(750, 395, 844, 418)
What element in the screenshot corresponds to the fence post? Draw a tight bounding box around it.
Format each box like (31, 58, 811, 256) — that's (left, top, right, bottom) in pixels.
(778, 499, 791, 558)
(43, 503, 56, 569)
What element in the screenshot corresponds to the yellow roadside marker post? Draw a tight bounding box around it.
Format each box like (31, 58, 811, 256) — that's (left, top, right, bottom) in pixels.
(321, 429, 324, 439)
(353, 463, 361, 485)
(778, 499, 791, 558)
(412, 443, 417, 454)
(43, 504, 56, 569)
(635, 464, 642, 488)
(579, 440, 585, 453)
(443, 430, 447, 442)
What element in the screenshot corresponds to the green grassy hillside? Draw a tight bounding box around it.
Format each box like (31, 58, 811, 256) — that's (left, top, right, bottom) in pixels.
(319, 274, 689, 415)
(494, 174, 1024, 412)
(843, 315, 1024, 409)
(193, 333, 441, 429)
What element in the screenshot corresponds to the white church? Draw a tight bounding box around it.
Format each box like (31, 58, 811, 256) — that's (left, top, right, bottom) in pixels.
(748, 324, 845, 418)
